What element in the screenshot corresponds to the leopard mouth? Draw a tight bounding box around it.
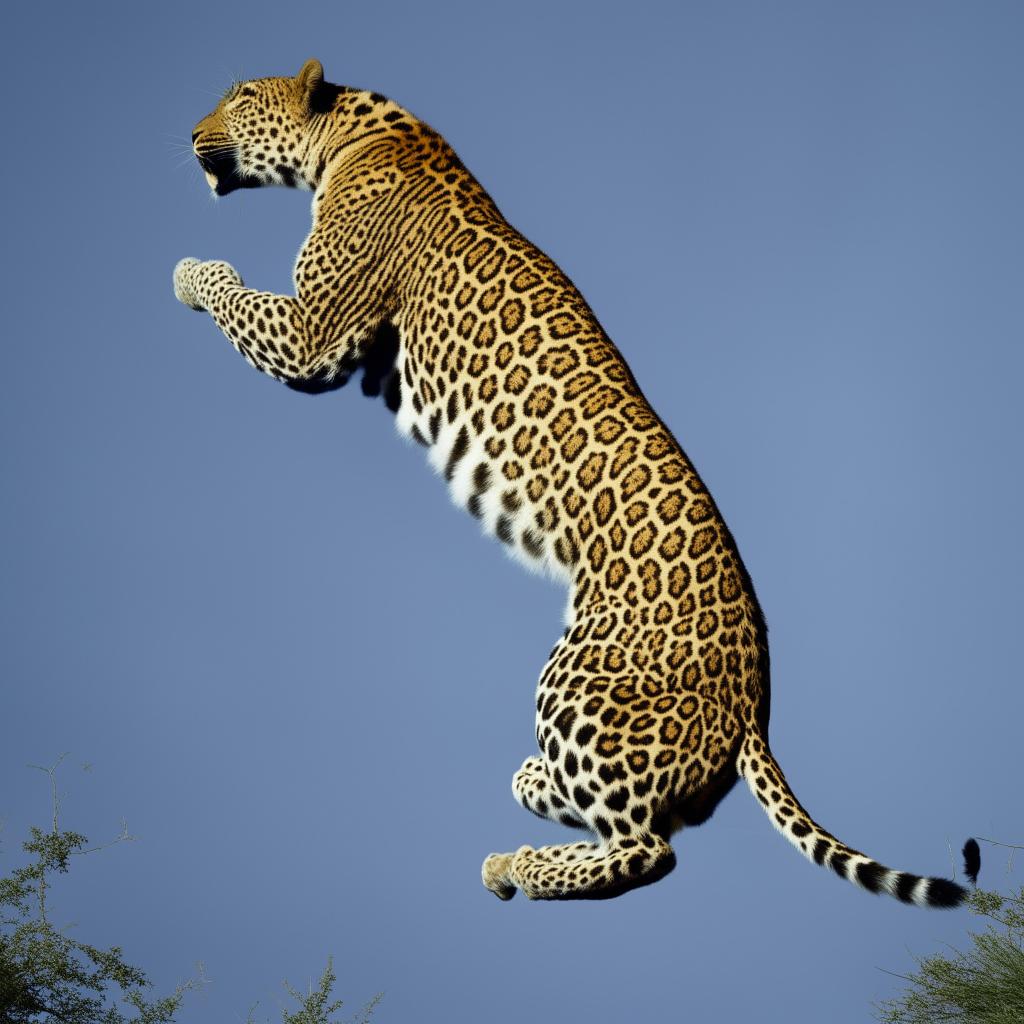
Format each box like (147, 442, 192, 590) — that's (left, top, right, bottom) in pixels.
(195, 148, 260, 197)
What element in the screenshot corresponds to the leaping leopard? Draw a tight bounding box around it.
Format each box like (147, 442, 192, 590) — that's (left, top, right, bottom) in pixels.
(174, 59, 977, 905)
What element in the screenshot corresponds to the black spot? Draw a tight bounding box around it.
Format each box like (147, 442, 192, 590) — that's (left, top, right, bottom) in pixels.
(553, 707, 577, 740)
(632, 773, 652, 796)
(428, 409, 441, 442)
(353, 103, 373, 116)
(473, 463, 491, 493)
(564, 752, 578, 778)
(444, 425, 469, 481)
(593, 815, 613, 839)
(522, 529, 544, 558)
(576, 723, 597, 746)
(573, 786, 595, 811)
(627, 853, 648, 876)
(467, 494, 483, 518)
(790, 821, 811, 839)
(606, 787, 629, 813)
(496, 515, 514, 545)
(446, 390, 459, 424)
(812, 839, 830, 865)
(276, 164, 296, 188)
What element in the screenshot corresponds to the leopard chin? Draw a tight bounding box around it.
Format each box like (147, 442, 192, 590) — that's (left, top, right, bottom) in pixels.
(195, 149, 259, 196)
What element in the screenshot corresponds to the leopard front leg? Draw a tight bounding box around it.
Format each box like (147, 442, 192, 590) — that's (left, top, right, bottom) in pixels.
(172, 257, 359, 389)
(173, 257, 239, 312)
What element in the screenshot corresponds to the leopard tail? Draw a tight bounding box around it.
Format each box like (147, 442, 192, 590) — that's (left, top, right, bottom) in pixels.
(737, 729, 975, 908)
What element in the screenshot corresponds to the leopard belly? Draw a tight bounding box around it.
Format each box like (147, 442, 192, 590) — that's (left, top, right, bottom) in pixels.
(393, 342, 572, 585)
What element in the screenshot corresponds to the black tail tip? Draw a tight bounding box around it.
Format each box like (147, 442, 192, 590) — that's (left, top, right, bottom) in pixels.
(962, 837, 981, 886)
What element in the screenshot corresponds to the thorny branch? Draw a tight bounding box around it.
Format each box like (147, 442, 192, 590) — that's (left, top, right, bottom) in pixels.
(976, 837, 1024, 874)
(25, 755, 135, 923)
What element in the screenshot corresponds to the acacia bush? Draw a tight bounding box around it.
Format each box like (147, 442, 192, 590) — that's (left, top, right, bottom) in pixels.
(0, 757, 380, 1024)
(876, 842, 1024, 1024)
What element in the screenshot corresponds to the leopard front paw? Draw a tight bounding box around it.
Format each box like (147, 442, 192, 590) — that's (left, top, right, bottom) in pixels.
(173, 258, 244, 312)
(173, 257, 205, 311)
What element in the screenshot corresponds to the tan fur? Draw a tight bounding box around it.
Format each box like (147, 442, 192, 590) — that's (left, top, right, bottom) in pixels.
(175, 61, 969, 905)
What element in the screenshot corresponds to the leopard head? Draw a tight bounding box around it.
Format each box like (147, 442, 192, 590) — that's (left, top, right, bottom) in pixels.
(191, 59, 328, 195)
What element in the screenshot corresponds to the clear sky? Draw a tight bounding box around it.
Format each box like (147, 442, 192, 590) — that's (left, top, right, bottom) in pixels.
(2, 2, 1022, 1021)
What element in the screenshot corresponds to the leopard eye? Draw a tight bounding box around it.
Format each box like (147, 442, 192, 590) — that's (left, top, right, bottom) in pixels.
(226, 86, 257, 109)
(222, 82, 258, 106)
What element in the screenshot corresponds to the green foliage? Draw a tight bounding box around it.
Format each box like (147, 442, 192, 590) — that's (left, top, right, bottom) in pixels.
(0, 761, 192, 1024)
(876, 860, 1024, 1024)
(1, 758, 381, 1024)
(278, 958, 382, 1024)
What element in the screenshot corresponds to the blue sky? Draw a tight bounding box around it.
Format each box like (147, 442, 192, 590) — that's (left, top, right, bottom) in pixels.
(2, 2, 1022, 1021)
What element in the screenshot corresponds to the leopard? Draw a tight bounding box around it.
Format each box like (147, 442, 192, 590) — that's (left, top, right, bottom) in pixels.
(174, 59, 977, 905)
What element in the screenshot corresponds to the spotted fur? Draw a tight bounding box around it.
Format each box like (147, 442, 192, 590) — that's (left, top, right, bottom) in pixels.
(175, 60, 976, 905)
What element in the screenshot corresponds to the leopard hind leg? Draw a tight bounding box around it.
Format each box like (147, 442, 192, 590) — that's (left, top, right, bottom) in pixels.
(482, 831, 676, 901)
(484, 753, 676, 900)
(511, 755, 586, 829)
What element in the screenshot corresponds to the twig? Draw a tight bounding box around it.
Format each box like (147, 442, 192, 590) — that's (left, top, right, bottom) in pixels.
(27, 753, 71, 922)
(28, 753, 70, 834)
(975, 836, 1024, 874)
(875, 967, 917, 983)
(73, 819, 137, 856)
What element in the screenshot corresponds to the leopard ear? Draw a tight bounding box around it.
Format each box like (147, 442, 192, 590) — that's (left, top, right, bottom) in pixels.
(296, 59, 324, 103)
